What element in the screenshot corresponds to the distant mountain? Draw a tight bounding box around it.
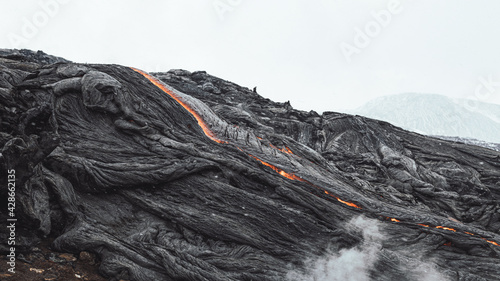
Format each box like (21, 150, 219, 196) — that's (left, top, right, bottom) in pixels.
(348, 93, 500, 143)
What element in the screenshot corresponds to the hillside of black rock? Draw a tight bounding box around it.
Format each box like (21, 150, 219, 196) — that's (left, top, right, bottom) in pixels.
(1, 49, 500, 281)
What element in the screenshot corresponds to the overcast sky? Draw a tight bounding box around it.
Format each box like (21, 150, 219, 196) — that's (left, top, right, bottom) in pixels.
(1, 0, 500, 113)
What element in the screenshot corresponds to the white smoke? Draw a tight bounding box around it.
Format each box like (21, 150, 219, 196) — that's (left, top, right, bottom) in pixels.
(287, 216, 382, 281)
(287, 216, 449, 281)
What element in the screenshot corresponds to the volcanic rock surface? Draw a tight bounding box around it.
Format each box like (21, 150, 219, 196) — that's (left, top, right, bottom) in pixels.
(1, 49, 500, 281)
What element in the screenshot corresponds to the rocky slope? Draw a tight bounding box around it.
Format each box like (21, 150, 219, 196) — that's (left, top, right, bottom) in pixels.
(0, 49, 499, 281)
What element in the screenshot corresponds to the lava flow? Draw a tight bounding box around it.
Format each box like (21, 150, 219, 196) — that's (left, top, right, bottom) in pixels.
(131, 67, 226, 144)
(394, 220, 500, 247)
(131, 67, 499, 248)
(436, 226, 457, 232)
(484, 239, 500, 246)
(132, 67, 360, 209)
(324, 190, 361, 209)
(254, 157, 305, 181)
(270, 143, 294, 155)
(236, 145, 361, 209)
(250, 152, 361, 209)
(241, 148, 305, 182)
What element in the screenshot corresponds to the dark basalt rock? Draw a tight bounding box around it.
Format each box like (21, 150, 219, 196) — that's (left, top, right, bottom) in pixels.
(0, 49, 499, 281)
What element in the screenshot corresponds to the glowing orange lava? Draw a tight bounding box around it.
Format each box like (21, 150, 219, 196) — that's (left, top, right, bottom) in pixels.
(324, 191, 361, 209)
(435, 226, 457, 232)
(390, 218, 400, 223)
(131, 68, 226, 144)
(247, 154, 306, 182)
(414, 223, 500, 247)
(335, 197, 361, 209)
(269, 144, 294, 155)
(280, 146, 294, 154)
(484, 240, 500, 246)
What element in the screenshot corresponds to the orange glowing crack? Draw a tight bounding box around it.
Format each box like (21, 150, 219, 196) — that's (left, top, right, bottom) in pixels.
(390, 218, 400, 223)
(324, 191, 361, 209)
(416, 223, 500, 247)
(245, 145, 360, 208)
(484, 239, 500, 246)
(435, 226, 457, 232)
(419, 224, 457, 232)
(280, 146, 294, 154)
(247, 154, 306, 182)
(131, 67, 226, 144)
(334, 197, 361, 208)
(269, 144, 294, 155)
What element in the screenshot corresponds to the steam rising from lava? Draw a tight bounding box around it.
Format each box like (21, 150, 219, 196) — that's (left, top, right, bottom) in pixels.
(287, 216, 449, 281)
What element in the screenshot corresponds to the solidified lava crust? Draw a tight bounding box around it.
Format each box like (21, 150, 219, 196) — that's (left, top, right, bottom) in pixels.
(1, 49, 500, 281)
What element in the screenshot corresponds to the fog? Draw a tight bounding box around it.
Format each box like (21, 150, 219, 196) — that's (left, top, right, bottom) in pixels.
(287, 216, 449, 281)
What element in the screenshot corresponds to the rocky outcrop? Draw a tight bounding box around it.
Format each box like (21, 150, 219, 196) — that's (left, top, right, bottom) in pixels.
(1, 50, 499, 280)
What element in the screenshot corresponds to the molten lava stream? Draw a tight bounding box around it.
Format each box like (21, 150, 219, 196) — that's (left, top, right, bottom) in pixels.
(248, 157, 362, 209)
(484, 239, 500, 246)
(322, 189, 361, 209)
(435, 226, 456, 232)
(245, 152, 305, 182)
(240, 146, 361, 209)
(131, 67, 226, 144)
(269, 144, 294, 155)
(416, 223, 500, 247)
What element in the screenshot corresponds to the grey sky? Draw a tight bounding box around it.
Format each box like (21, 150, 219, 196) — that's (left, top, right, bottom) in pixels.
(1, 0, 500, 113)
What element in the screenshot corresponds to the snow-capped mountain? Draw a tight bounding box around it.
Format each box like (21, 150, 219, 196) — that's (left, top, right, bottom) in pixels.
(347, 93, 500, 143)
